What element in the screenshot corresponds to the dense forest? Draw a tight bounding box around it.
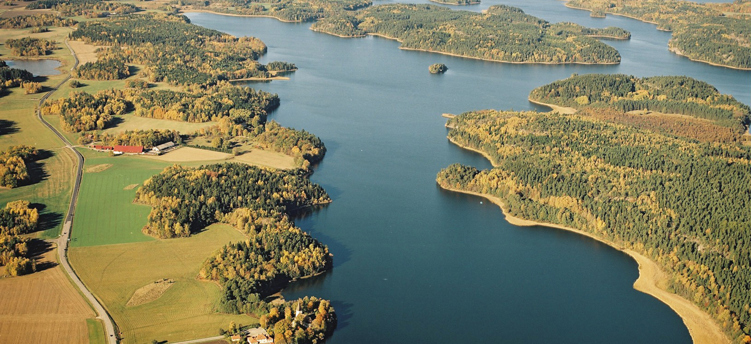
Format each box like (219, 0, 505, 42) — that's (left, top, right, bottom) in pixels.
(566, 0, 751, 69)
(70, 13, 290, 85)
(0, 200, 39, 277)
(6, 37, 57, 57)
(0, 14, 76, 29)
(439, 76, 751, 342)
(179, 0, 371, 22)
(41, 90, 128, 132)
(135, 163, 330, 238)
(529, 74, 751, 136)
(311, 4, 626, 64)
(0, 145, 39, 188)
(26, 0, 137, 17)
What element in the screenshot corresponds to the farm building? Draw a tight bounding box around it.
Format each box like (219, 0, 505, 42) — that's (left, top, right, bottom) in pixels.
(93, 145, 113, 151)
(248, 333, 273, 344)
(151, 141, 176, 154)
(113, 145, 143, 154)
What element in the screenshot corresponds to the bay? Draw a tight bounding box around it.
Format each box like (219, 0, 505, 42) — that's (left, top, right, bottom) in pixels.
(187, 1, 748, 342)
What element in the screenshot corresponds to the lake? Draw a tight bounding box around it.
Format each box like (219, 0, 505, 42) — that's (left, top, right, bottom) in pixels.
(4, 59, 61, 76)
(187, 1, 749, 342)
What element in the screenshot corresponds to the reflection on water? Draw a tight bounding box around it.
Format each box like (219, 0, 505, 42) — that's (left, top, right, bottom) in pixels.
(5, 59, 62, 76)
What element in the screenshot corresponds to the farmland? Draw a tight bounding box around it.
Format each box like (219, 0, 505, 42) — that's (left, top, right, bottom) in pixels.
(0, 246, 96, 344)
(70, 150, 168, 247)
(69, 224, 255, 344)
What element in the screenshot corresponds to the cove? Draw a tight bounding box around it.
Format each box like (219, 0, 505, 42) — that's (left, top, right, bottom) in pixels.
(187, 0, 748, 342)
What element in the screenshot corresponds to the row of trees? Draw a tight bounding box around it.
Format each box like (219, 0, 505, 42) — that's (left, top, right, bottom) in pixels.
(6, 37, 57, 57)
(80, 129, 181, 149)
(0, 146, 39, 188)
(566, 0, 751, 69)
(0, 200, 40, 277)
(529, 74, 751, 133)
(439, 77, 751, 341)
(312, 4, 625, 64)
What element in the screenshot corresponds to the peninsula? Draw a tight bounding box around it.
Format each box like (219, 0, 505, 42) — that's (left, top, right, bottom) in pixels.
(438, 74, 750, 344)
(565, 0, 751, 70)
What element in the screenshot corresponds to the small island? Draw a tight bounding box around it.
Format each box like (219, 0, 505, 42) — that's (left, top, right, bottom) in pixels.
(429, 63, 448, 74)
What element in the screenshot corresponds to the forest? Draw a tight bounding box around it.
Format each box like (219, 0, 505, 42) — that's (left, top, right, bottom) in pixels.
(179, 0, 371, 22)
(566, 0, 751, 69)
(134, 163, 330, 238)
(5, 37, 57, 57)
(257, 297, 336, 344)
(0, 145, 39, 188)
(0, 200, 39, 277)
(529, 74, 751, 135)
(439, 76, 751, 342)
(0, 14, 76, 29)
(70, 13, 290, 85)
(41, 90, 128, 132)
(311, 4, 626, 64)
(26, 0, 137, 17)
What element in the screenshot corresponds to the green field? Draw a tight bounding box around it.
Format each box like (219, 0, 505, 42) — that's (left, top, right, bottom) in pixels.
(70, 149, 170, 247)
(86, 318, 107, 344)
(103, 114, 217, 135)
(69, 224, 255, 344)
(0, 55, 77, 238)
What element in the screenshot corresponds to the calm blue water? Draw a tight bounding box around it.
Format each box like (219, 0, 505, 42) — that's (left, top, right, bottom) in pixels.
(5, 59, 61, 76)
(188, 1, 748, 342)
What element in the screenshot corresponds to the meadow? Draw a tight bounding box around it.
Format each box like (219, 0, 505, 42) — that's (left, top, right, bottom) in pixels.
(69, 224, 256, 344)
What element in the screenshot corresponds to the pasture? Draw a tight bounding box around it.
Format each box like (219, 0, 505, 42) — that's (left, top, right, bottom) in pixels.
(69, 150, 170, 247)
(0, 247, 95, 344)
(104, 114, 216, 135)
(69, 224, 255, 344)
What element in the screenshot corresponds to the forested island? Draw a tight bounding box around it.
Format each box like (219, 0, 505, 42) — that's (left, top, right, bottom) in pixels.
(438, 74, 751, 343)
(565, 0, 751, 69)
(311, 4, 628, 64)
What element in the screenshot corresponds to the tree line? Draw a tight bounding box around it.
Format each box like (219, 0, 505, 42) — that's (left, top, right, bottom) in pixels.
(439, 76, 751, 342)
(529, 74, 751, 134)
(0, 14, 77, 29)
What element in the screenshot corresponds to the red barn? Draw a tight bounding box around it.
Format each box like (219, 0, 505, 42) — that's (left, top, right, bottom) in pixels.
(113, 145, 143, 154)
(93, 145, 113, 150)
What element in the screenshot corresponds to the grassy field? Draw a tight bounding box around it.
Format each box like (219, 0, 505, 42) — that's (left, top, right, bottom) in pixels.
(0, 34, 77, 238)
(69, 224, 256, 344)
(0, 246, 96, 344)
(86, 319, 107, 344)
(70, 149, 170, 247)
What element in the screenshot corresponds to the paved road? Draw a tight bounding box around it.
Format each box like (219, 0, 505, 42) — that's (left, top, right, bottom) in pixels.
(37, 40, 119, 344)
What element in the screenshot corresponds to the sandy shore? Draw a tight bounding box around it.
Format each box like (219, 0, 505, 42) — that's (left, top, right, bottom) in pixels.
(181, 9, 299, 22)
(440, 131, 730, 344)
(439, 184, 729, 344)
(527, 98, 577, 114)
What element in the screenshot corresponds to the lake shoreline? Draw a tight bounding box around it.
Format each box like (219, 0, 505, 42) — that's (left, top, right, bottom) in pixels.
(441, 136, 730, 344)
